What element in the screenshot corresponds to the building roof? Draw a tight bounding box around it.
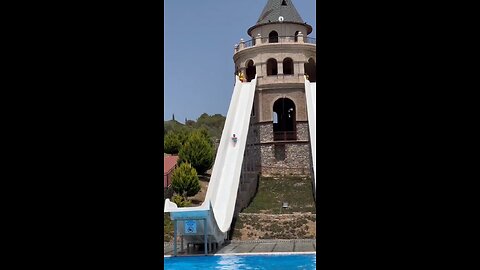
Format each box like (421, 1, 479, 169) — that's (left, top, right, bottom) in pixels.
(248, 0, 312, 36)
(164, 155, 179, 174)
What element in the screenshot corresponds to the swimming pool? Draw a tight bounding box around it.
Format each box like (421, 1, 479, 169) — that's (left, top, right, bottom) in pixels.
(164, 253, 316, 269)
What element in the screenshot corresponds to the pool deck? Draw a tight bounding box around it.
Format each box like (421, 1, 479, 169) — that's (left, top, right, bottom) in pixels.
(164, 239, 316, 256)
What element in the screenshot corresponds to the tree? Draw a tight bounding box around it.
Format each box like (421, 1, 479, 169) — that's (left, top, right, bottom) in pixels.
(164, 132, 182, 154)
(176, 128, 191, 146)
(178, 130, 214, 175)
(197, 127, 213, 145)
(171, 162, 200, 199)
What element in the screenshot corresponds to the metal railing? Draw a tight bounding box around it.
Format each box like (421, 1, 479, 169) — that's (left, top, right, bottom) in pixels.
(305, 37, 316, 44)
(237, 36, 316, 51)
(273, 131, 297, 141)
(244, 39, 254, 48)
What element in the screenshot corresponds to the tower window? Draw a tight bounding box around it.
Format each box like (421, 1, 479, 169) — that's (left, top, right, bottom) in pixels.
(268, 31, 278, 43)
(283, 58, 294, 75)
(282, 0, 288, 6)
(267, 58, 278, 76)
(246, 60, 256, 82)
(273, 98, 297, 141)
(304, 58, 316, 82)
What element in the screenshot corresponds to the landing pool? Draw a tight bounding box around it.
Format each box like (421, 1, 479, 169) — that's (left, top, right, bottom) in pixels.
(164, 253, 316, 269)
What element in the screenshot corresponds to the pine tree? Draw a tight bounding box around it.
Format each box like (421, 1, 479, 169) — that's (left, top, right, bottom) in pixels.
(171, 162, 200, 199)
(164, 132, 182, 154)
(178, 130, 214, 175)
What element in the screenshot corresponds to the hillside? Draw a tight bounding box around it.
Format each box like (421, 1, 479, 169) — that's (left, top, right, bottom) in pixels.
(232, 176, 316, 240)
(164, 113, 226, 140)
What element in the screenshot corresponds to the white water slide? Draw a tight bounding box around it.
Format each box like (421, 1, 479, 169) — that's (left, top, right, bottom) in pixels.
(304, 78, 316, 197)
(164, 76, 257, 247)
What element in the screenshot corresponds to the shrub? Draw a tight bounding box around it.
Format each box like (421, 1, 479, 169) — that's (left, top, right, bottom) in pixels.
(164, 132, 182, 154)
(171, 162, 201, 198)
(178, 131, 214, 175)
(172, 194, 192, 207)
(176, 128, 191, 146)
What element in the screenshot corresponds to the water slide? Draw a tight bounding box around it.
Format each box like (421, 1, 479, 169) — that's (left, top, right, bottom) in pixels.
(164, 75, 257, 246)
(304, 78, 316, 197)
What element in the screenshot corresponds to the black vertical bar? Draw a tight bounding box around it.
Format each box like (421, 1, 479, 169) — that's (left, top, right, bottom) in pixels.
(204, 219, 207, 255)
(173, 219, 177, 257)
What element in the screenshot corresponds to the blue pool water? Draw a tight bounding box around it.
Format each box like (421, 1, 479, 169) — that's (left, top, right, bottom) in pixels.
(164, 254, 316, 270)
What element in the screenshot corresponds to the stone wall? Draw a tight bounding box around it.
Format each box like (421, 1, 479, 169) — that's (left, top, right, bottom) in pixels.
(260, 143, 311, 176)
(296, 122, 309, 141)
(234, 119, 313, 215)
(234, 117, 262, 215)
(256, 121, 312, 176)
(235, 172, 259, 215)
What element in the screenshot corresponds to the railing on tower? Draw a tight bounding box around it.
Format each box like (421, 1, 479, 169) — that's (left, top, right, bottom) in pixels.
(305, 37, 316, 44)
(273, 131, 297, 141)
(235, 35, 316, 52)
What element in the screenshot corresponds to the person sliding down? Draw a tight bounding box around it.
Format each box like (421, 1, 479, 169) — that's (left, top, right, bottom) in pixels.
(232, 134, 238, 144)
(238, 72, 245, 82)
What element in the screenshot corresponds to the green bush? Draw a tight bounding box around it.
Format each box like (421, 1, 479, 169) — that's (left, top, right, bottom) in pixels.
(171, 162, 201, 198)
(172, 194, 192, 207)
(178, 131, 214, 175)
(175, 128, 191, 146)
(164, 132, 182, 154)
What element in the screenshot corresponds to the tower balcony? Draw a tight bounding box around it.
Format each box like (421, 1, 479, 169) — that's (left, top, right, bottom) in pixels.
(257, 74, 306, 86)
(234, 35, 316, 54)
(273, 131, 297, 141)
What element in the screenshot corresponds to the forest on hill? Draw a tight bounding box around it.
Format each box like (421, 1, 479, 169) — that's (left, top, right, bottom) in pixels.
(164, 113, 226, 141)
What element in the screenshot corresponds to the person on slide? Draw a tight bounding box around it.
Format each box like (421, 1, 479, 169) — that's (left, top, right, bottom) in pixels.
(232, 134, 238, 144)
(238, 72, 245, 82)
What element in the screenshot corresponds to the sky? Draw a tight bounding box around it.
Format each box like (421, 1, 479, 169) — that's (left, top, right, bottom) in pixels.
(164, 0, 316, 123)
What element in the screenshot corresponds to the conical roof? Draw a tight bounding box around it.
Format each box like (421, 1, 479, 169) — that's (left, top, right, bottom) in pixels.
(248, 0, 312, 35)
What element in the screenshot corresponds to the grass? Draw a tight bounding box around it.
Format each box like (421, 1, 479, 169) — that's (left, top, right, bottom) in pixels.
(242, 176, 316, 214)
(232, 213, 316, 240)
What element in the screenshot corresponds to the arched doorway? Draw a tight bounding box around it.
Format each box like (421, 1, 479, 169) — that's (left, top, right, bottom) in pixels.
(304, 58, 316, 82)
(283, 58, 294, 75)
(246, 60, 256, 82)
(273, 98, 296, 141)
(269, 31, 278, 43)
(267, 58, 278, 76)
(305, 58, 317, 82)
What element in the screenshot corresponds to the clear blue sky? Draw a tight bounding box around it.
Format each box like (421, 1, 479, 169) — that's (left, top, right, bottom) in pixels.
(164, 0, 316, 123)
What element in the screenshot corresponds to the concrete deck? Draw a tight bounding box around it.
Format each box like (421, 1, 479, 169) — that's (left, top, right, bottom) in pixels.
(164, 239, 316, 256)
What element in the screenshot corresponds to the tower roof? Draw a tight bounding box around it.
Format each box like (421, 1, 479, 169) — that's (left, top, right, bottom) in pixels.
(248, 0, 312, 36)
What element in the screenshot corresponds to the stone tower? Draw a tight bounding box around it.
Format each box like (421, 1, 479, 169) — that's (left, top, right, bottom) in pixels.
(234, 0, 316, 213)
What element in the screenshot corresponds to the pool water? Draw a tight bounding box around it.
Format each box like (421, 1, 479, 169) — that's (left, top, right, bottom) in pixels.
(164, 254, 316, 270)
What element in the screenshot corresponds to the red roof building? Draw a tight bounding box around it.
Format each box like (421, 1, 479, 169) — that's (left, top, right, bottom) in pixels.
(164, 155, 179, 189)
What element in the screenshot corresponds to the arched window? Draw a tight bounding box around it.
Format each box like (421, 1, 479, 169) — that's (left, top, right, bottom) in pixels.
(269, 31, 278, 43)
(304, 58, 316, 82)
(294, 31, 299, 42)
(267, 58, 278, 76)
(283, 58, 294, 75)
(246, 60, 256, 82)
(273, 98, 296, 141)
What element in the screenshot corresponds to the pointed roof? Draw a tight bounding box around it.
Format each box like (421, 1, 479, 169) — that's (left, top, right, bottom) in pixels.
(248, 0, 312, 36)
